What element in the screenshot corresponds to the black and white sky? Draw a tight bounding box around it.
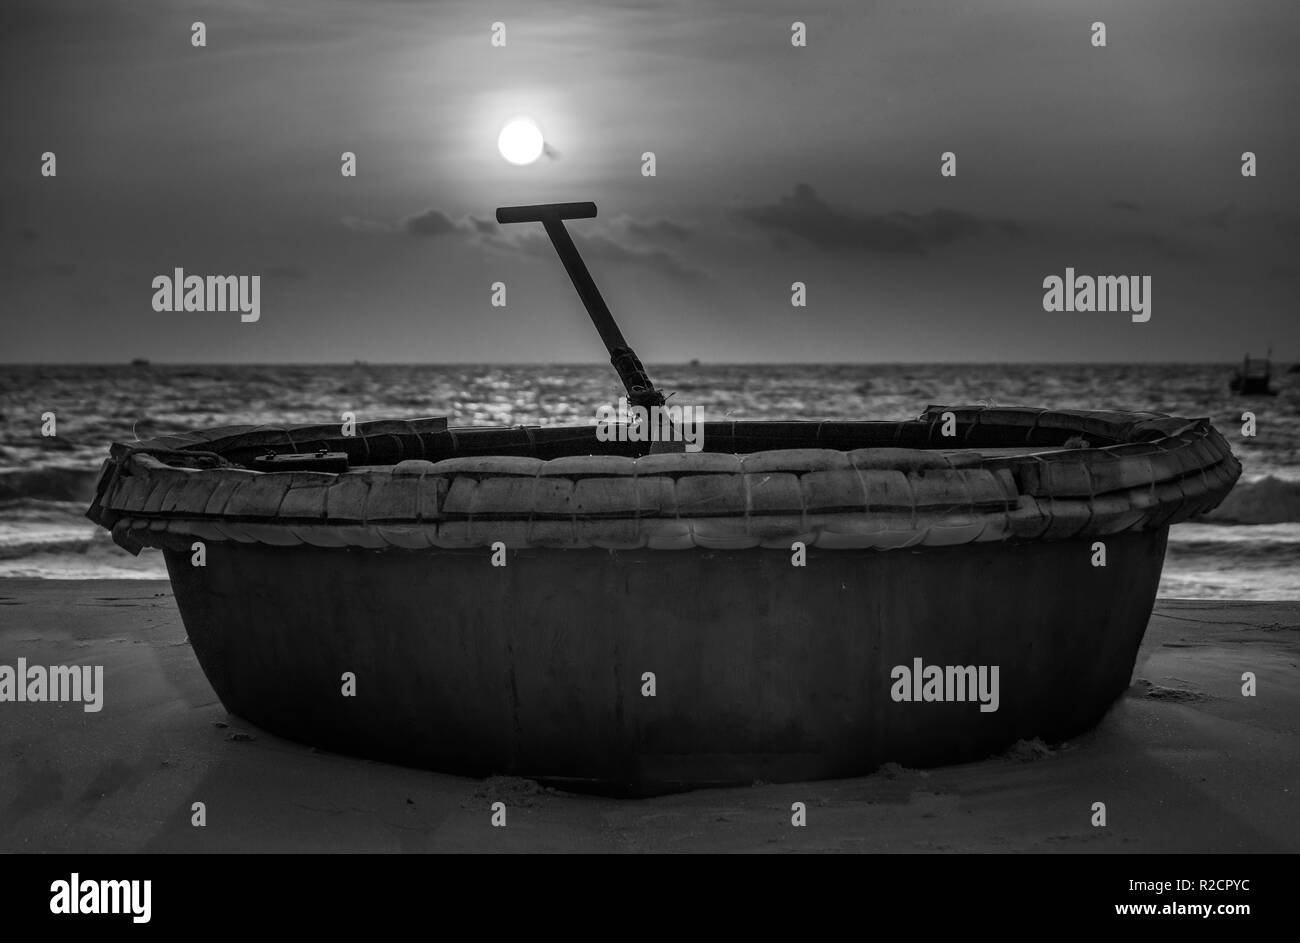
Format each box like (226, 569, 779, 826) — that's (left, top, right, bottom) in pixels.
(2, 0, 1298, 363)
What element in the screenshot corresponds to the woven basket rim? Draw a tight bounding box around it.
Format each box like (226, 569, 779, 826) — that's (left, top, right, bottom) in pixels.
(86, 404, 1242, 553)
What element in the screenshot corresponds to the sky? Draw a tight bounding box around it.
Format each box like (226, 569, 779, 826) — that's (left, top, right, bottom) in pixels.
(1, 0, 1298, 363)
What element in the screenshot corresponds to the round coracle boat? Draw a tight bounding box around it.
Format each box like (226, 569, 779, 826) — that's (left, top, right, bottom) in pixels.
(86, 403, 1240, 795)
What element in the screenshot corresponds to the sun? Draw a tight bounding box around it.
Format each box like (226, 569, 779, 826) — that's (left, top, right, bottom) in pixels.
(498, 118, 544, 165)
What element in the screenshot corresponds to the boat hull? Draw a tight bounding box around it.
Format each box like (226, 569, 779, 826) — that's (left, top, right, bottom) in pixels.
(166, 527, 1167, 795)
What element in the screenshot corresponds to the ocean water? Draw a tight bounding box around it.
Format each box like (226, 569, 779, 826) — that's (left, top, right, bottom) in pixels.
(1, 362, 1297, 598)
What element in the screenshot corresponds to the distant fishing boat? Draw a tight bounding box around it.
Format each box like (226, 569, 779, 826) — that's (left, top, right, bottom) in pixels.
(85, 201, 1243, 795)
(130, 358, 151, 368)
(1230, 351, 1277, 396)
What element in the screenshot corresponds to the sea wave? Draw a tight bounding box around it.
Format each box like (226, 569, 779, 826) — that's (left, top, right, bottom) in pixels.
(1166, 524, 1300, 563)
(0, 501, 167, 578)
(1203, 475, 1300, 525)
(0, 466, 101, 503)
(0, 532, 96, 561)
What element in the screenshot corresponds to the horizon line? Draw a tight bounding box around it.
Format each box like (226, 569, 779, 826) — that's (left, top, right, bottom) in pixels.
(0, 358, 1288, 368)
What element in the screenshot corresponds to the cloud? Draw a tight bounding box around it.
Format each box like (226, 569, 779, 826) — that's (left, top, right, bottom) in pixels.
(621, 217, 693, 241)
(344, 206, 700, 279)
(404, 208, 462, 236)
(736, 183, 1020, 253)
(343, 209, 483, 238)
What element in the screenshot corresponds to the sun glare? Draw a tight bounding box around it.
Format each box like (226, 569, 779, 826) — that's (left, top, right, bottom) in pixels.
(498, 118, 545, 165)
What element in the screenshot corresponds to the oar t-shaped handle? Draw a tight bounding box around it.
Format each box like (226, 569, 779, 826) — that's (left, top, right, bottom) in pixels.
(495, 202, 596, 225)
(496, 201, 664, 409)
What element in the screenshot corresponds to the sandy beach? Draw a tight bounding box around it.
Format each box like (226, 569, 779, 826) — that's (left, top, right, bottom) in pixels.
(1, 579, 1296, 853)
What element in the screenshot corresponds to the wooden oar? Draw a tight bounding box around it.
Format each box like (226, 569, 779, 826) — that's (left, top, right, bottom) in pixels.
(496, 201, 681, 452)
